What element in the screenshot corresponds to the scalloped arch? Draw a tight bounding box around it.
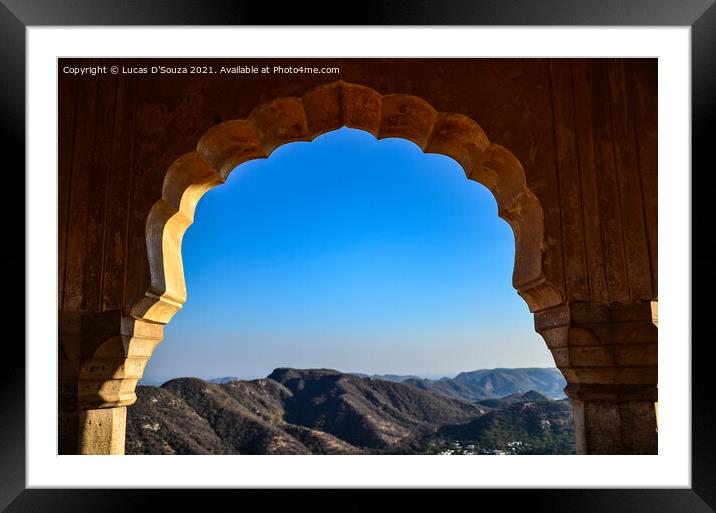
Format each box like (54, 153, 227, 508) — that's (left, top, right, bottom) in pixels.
(129, 80, 563, 326)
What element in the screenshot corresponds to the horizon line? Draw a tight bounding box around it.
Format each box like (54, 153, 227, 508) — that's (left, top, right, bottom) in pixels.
(139, 364, 560, 385)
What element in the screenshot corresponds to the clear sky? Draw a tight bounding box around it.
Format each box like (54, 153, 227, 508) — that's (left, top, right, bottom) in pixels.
(142, 128, 555, 383)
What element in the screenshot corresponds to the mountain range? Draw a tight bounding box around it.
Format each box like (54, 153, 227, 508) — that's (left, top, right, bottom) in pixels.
(395, 367, 567, 402)
(126, 367, 573, 455)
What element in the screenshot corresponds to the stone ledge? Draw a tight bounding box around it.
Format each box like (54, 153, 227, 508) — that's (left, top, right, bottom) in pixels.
(565, 383, 658, 402)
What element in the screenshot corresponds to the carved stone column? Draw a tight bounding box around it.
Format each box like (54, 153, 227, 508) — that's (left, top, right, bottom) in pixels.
(59, 311, 163, 455)
(535, 301, 658, 454)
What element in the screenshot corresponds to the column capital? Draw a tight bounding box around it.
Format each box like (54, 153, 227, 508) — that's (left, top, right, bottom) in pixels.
(59, 311, 164, 410)
(533, 300, 657, 387)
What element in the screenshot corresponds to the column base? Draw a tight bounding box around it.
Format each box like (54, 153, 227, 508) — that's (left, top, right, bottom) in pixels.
(59, 407, 127, 455)
(566, 384, 658, 454)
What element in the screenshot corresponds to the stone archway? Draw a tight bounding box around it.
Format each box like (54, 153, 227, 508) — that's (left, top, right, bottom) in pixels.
(63, 79, 657, 455)
(132, 80, 562, 327)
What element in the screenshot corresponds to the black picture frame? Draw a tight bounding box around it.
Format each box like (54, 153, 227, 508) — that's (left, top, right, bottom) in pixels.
(2, 1, 713, 511)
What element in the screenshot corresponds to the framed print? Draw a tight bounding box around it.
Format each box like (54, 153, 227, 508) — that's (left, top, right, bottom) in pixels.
(3, 1, 714, 511)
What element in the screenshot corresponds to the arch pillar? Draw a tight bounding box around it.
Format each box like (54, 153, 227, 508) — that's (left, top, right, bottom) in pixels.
(58, 311, 163, 454)
(535, 301, 658, 454)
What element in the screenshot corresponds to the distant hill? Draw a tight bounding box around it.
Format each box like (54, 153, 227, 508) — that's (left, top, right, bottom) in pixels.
(401, 368, 567, 402)
(266, 368, 484, 450)
(208, 376, 241, 384)
(126, 368, 484, 455)
(350, 373, 447, 383)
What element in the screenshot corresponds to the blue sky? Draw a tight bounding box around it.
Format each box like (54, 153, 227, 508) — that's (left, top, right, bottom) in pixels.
(142, 128, 555, 383)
